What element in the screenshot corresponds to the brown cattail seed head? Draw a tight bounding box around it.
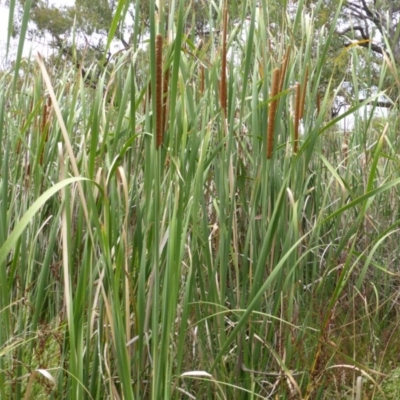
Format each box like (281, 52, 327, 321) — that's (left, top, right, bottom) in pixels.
(266, 68, 280, 159)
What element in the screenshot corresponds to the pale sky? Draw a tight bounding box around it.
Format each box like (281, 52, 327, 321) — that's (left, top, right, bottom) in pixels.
(0, 1, 75, 65)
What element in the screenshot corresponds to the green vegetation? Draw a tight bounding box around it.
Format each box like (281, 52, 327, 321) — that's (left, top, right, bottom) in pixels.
(1, 0, 400, 398)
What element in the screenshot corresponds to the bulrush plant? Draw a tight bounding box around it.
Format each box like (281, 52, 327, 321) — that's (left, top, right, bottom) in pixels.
(293, 65, 307, 155)
(266, 68, 280, 159)
(1, 0, 400, 399)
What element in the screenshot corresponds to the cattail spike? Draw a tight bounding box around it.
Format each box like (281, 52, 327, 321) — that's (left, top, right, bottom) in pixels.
(266, 68, 280, 159)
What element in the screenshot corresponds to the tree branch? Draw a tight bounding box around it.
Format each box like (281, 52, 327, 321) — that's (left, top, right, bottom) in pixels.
(339, 0, 398, 56)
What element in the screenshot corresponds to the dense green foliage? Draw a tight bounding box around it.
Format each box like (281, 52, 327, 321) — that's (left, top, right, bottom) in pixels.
(1, 0, 400, 399)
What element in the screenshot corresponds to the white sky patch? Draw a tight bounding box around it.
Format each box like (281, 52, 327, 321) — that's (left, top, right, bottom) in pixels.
(0, 0, 89, 64)
(338, 104, 389, 131)
(0, 4, 11, 44)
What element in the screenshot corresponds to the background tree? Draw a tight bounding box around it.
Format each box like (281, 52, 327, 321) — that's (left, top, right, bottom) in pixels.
(10, 0, 248, 89)
(341, 0, 400, 61)
(338, 0, 400, 106)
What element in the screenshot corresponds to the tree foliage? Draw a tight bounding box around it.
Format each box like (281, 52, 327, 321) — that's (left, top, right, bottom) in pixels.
(341, 0, 400, 61)
(11, 0, 400, 106)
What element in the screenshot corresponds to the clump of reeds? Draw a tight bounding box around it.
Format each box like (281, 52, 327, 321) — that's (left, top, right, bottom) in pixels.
(155, 33, 164, 148)
(219, 2, 228, 116)
(266, 68, 280, 159)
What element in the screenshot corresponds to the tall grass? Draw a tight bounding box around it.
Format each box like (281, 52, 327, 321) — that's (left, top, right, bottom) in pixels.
(1, 0, 400, 398)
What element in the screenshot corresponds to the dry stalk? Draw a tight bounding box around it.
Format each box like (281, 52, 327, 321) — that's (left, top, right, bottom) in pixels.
(258, 59, 264, 79)
(40, 95, 51, 134)
(39, 95, 52, 165)
(220, 1, 228, 116)
(300, 64, 309, 120)
(294, 83, 301, 154)
(143, 81, 151, 114)
(342, 131, 349, 167)
(200, 63, 205, 95)
(316, 90, 321, 115)
(155, 33, 163, 148)
(266, 68, 280, 159)
(162, 66, 170, 133)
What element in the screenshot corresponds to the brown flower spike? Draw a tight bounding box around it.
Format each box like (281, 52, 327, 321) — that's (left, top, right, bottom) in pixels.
(267, 68, 280, 159)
